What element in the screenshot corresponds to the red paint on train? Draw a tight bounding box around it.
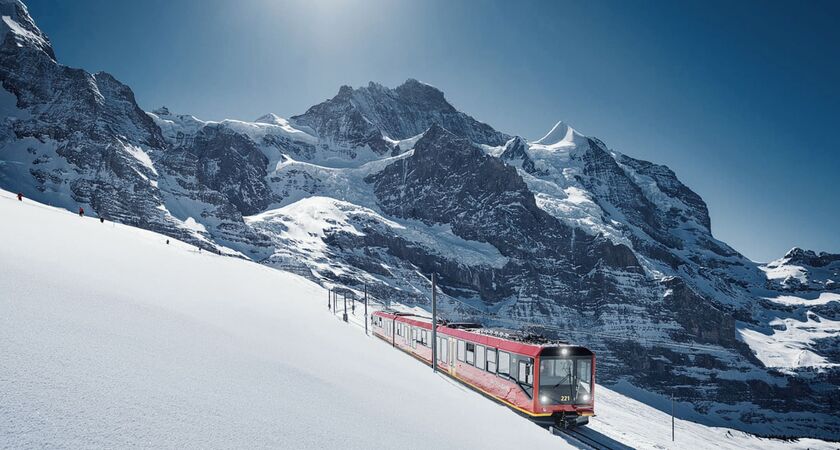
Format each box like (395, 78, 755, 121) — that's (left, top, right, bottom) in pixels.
(371, 310, 595, 428)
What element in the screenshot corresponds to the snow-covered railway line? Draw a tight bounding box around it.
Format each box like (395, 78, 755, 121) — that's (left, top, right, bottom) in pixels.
(553, 427, 616, 450)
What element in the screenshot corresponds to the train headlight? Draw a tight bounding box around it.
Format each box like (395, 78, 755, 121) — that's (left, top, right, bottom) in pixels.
(581, 394, 590, 402)
(561, 348, 569, 356)
(540, 395, 550, 404)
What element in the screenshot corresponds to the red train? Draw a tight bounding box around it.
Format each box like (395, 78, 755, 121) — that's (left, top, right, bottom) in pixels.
(371, 310, 595, 428)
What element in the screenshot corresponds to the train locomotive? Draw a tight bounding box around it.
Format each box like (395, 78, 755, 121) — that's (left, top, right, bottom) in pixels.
(371, 310, 595, 429)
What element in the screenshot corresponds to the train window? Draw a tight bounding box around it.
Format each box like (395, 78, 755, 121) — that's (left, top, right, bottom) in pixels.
(441, 338, 448, 362)
(518, 360, 533, 386)
(466, 342, 475, 365)
(486, 348, 497, 373)
(457, 340, 466, 362)
(577, 358, 592, 384)
(476, 345, 486, 370)
(498, 351, 511, 377)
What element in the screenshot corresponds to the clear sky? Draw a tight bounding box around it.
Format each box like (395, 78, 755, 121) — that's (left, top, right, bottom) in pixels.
(23, 0, 839, 262)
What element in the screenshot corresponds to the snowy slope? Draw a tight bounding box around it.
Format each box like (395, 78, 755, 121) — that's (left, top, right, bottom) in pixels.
(1, 190, 834, 449)
(0, 190, 561, 448)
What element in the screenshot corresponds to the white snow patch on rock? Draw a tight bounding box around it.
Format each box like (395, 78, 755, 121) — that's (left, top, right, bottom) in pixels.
(1, 13, 47, 49)
(738, 315, 840, 371)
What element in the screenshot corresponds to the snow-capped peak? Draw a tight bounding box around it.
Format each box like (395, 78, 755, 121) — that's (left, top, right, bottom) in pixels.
(255, 112, 284, 125)
(532, 120, 586, 148)
(0, 0, 54, 60)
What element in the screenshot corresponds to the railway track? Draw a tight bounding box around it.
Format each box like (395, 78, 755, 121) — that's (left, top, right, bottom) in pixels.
(551, 426, 616, 450)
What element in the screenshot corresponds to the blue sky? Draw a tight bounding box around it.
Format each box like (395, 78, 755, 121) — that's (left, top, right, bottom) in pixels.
(24, 0, 839, 262)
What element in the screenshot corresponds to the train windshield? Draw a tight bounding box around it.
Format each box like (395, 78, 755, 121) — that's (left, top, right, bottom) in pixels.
(538, 357, 592, 405)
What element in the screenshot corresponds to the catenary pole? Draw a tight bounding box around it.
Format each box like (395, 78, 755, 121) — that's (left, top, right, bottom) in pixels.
(672, 393, 675, 442)
(431, 273, 437, 373)
(343, 292, 348, 322)
(364, 283, 368, 335)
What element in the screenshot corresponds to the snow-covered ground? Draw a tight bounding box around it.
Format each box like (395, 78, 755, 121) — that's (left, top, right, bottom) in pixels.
(739, 316, 840, 370)
(0, 190, 833, 449)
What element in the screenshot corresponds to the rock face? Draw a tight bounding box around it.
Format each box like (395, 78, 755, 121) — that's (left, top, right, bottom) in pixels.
(0, 0, 184, 239)
(291, 80, 510, 155)
(367, 125, 641, 303)
(2, 0, 840, 439)
(500, 136, 547, 176)
(176, 124, 271, 215)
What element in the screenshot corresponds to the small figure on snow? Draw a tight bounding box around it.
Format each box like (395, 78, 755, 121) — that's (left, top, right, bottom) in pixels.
(78, 207, 85, 217)
(17, 193, 23, 201)
(100, 217, 105, 224)
(166, 239, 170, 245)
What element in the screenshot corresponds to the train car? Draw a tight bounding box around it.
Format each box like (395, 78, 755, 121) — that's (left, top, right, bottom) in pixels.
(371, 310, 595, 429)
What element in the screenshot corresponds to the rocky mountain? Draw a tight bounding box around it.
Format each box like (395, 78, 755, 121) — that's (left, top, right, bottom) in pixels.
(290, 80, 510, 160)
(762, 248, 840, 292)
(2, 0, 838, 439)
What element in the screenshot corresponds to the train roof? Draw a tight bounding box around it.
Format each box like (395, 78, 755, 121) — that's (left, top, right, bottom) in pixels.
(373, 310, 592, 358)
